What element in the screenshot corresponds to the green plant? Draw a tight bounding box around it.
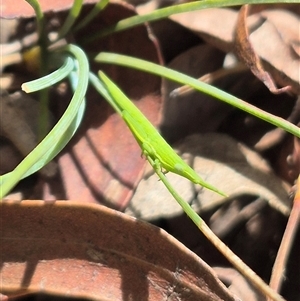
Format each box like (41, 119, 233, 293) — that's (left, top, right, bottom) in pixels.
(1, 1, 299, 300)
(2, 0, 299, 198)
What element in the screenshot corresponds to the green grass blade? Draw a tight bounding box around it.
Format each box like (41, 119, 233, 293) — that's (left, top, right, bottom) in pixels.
(25, 0, 44, 41)
(95, 52, 300, 138)
(84, 0, 300, 42)
(89, 72, 122, 114)
(57, 0, 84, 39)
(22, 54, 74, 142)
(74, 0, 109, 31)
(22, 56, 74, 92)
(0, 44, 89, 199)
(25, 0, 49, 140)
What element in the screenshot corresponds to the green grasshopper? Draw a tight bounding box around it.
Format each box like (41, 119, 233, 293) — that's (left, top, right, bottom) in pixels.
(98, 71, 226, 196)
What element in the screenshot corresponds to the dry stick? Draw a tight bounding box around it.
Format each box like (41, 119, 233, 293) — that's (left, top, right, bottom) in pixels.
(268, 175, 300, 299)
(146, 154, 286, 301)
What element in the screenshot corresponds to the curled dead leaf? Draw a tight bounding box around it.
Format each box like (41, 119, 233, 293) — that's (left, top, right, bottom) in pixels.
(170, 6, 300, 95)
(234, 5, 291, 94)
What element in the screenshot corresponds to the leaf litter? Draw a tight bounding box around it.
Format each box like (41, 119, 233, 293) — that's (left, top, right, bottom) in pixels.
(1, 2, 300, 301)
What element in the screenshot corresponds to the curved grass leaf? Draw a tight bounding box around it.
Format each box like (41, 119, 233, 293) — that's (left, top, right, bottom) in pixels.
(0, 44, 89, 199)
(95, 52, 300, 138)
(25, 0, 44, 40)
(57, 0, 84, 39)
(89, 71, 122, 114)
(22, 56, 74, 92)
(74, 0, 109, 32)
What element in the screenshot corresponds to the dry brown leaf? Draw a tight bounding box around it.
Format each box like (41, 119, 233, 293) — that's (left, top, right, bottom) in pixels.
(161, 44, 230, 142)
(287, 135, 300, 180)
(214, 267, 265, 301)
(0, 138, 22, 175)
(161, 43, 268, 143)
(0, 92, 57, 177)
(248, 10, 300, 95)
(169, 8, 241, 53)
(0, 200, 236, 301)
(170, 7, 300, 95)
(234, 5, 291, 94)
(147, 18, 202, 63)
